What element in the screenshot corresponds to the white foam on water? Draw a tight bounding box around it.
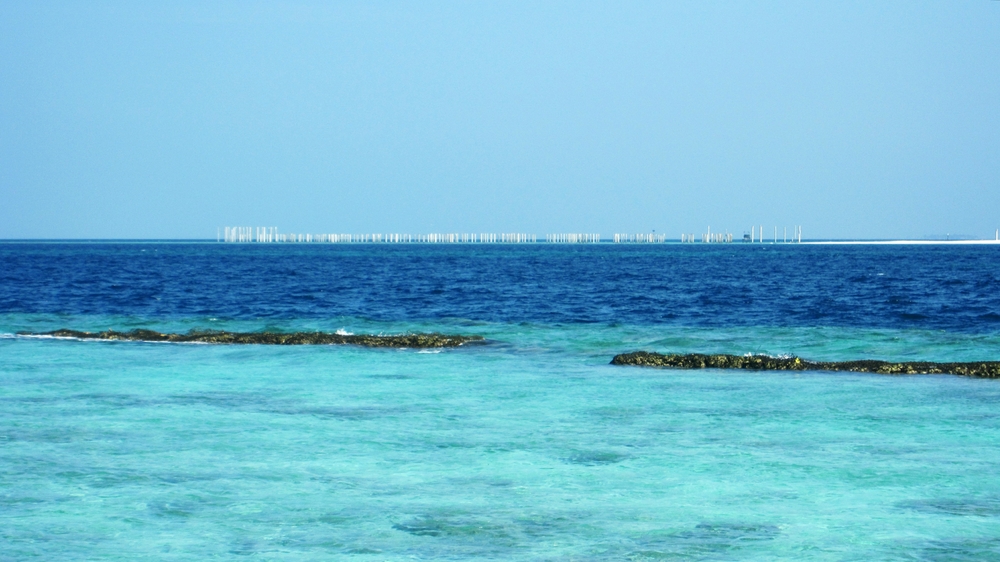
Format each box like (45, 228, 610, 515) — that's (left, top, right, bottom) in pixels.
(14, 333, 79, 340)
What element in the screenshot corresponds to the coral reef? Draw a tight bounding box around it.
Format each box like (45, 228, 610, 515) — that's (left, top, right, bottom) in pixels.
(21, 329, 484, 348)
(611, 351, 1000, 378)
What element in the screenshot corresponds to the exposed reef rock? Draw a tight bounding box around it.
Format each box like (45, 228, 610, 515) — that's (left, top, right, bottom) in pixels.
(20, 329, 484, 348)
(611, 351, 1000, 379)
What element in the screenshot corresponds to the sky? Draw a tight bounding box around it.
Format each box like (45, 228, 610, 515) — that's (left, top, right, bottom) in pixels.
(1, 1, 998, 240)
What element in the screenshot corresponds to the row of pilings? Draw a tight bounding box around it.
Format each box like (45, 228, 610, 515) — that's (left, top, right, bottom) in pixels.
(220, 229, 541, 243)
(220, 227, 805, 244)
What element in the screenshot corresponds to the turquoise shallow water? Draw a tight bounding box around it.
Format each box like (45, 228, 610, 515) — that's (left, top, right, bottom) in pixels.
(3, 317, 1000, 560)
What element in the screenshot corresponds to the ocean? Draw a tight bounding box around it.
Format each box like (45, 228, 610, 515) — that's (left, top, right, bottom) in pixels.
(2, 242, 1000, 560)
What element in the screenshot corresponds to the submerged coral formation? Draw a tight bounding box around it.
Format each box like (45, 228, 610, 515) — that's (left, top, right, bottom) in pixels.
(611, 351, 1000, 378)
(21, 329, 484, 348)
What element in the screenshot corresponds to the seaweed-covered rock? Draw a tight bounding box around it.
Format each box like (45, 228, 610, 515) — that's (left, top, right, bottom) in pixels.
(610, 351, 1000, 379)
(20, 329, 484, 348)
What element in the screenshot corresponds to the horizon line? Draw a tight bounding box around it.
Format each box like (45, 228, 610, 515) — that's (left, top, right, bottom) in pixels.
(2, 238, 1000, 245)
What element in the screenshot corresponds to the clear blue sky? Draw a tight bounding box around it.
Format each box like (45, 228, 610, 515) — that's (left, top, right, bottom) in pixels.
(1, 1, 998, 239)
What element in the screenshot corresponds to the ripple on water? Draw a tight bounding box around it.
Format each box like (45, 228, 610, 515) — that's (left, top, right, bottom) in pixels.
(627, 522, 781, 560)
(392, 514, 512, 541)
(147, 499, 201, 518)
(910, 537, 1000, 562)
(898, 497, 1000, 517)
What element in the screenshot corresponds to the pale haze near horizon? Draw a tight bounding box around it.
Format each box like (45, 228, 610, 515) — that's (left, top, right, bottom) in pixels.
(1, 1, 997, 240)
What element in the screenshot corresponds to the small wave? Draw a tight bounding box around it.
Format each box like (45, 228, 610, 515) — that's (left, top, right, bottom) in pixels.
(17, 333, 195, 345)
(335, 329, 354, 336)
(12, 332, 217, 345)
(743, 352, 792, 359)
(417, 349, 443, 354)
(15, 333, 78, 340)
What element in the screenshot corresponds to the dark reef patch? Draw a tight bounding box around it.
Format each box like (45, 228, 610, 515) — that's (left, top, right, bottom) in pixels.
(611, 351, 1000, 378)
(392, 516, 509, 539)
(898, 497, 1000, 517)
(564, 450, 629, 466)
(19, 328, 485, 348)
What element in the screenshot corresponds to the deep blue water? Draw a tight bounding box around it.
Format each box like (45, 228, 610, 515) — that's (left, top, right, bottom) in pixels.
(3, 242, 1000, 560)
(2, 242, 999, 330)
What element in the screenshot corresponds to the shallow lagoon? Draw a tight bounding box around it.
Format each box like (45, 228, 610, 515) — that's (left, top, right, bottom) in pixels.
(3, 322, 1000, 560)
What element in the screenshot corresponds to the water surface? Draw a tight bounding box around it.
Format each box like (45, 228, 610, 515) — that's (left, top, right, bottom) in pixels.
(2, 243, 999, 559)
